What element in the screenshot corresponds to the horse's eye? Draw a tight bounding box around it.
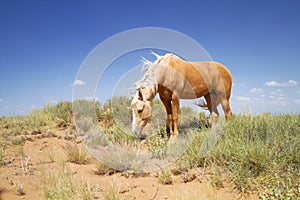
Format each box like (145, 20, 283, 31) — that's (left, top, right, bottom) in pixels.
(138, 109, 143, 114)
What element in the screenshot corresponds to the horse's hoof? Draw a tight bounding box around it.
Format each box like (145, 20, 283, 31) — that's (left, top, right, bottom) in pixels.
(169, 134, 178, 142)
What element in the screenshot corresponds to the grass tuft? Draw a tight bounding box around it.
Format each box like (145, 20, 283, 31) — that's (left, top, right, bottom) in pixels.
(13, 181, 26, 196)
(41, 161, 95, 200)
(64, 143, 89, 165)
(158, 170, 173, 185)
(11, 136, 24, 146)
(104, 182, 122, 200)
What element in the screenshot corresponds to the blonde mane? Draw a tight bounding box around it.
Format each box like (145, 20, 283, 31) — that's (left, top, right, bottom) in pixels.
(135, 52, 170, 89)
(135, 52, 163, 89)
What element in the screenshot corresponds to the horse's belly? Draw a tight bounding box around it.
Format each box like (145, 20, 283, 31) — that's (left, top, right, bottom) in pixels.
(174, 80, 209, 99)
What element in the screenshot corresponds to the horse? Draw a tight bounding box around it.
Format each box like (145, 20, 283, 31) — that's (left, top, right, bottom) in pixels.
(131, 53, 232, 140)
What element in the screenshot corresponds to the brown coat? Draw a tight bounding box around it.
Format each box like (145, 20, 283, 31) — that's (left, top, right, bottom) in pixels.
(132, 53, 232, 139)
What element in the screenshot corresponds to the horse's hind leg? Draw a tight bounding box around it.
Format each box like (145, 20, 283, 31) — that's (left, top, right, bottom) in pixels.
(221, 98, 232, 120)
(204, 94, 219, 123)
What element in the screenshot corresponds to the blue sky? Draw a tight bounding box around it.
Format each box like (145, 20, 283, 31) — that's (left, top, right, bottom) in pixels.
(1, 0, 300, 116)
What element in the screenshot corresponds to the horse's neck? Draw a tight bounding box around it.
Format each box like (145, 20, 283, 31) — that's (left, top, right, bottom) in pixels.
(148, 82, 158, 101)
(142, 73, 158, 101)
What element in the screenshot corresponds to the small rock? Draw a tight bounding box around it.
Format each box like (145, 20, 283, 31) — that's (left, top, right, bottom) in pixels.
(119, 188, 129, 194)
(182, 173, 197, 183)
(35, 135, 42, 139)
(24, 136, 34, 142)
(42, 132, 57, 138)
(75, 139, 81, 144)
(170, 168, 183, 176)
(32, 130, 42, 135)
(129, 184, 139, 189)
(64, 135, 73, 141)
(23, 130, 31, 135)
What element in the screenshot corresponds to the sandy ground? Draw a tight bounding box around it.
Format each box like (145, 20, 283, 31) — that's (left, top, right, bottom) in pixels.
(0, 130, 258, 200)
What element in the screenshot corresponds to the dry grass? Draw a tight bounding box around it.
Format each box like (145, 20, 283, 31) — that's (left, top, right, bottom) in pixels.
(64, 143, 89, 165)
(177, 113, 300, 197)
(1, 99, 299, 199)
(41, 161, 96, 200)
(13, 181, 25, 196)
(104, 182, 122, 200)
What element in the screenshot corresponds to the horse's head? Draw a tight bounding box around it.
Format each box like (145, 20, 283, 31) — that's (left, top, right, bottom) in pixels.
(131, 87, 152, 136)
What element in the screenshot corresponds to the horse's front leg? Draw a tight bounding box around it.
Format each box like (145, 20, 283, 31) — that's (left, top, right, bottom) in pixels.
(159, 94, 173, 138)
(171, 95, 179, 140)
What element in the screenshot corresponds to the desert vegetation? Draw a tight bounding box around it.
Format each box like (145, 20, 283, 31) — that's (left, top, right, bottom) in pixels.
(0, 98, 299, 199)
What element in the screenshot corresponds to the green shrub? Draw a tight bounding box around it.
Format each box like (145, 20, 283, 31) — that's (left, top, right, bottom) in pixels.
(175, 114, 300, 195)
(46, 101, 73, 127)
(0, 144, 5, 166)
(73, 100, 98, 123)
(11, 136, 24, 146)
(9, 116, 25, 135)
(28, 108, 53, 132)
(146, 129, 168, 159)
(257, 167, 300, 200)
(158, 170, 173, 185)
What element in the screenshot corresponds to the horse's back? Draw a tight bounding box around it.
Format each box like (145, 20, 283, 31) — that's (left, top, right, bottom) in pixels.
(157, 54, 232, 99)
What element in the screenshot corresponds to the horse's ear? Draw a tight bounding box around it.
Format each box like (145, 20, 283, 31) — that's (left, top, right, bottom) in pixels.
(138, 89, 143, 100)
(131, 93, 135, 99)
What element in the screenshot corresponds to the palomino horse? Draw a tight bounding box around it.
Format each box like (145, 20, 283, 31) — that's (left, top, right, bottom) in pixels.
(131, 53, 232, 140)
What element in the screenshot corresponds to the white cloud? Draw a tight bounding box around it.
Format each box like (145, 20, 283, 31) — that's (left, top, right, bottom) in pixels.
(287, 80, 298, 86)
(73, 79, 87, 86)
(270, 89, 284, 97)
(0, 99, 8, 104)
(269, 95, 286, 100)
(250, 88, 264, 94)
(236, 96, 251, 102)
(269, 95, 287, 106)
(264, 81, 280, 87)
(264, 80, 298, 87)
